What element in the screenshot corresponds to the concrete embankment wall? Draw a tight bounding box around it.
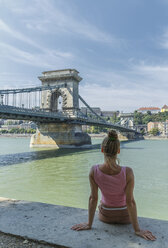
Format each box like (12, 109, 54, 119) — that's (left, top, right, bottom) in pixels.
(0, 197, 167, 248)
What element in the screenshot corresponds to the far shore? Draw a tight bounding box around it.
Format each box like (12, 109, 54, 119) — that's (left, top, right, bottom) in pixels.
(0, 133, 107, 139)
(144, 135, 168, 140)
(1, 133, 168, 140)
(88, 133, 106, 138)
(89, 133, 168, 140)
(0, 133, 32, 138)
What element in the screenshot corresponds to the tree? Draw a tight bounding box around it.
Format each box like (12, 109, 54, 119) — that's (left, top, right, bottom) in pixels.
(0, 129, 8, 133)
(9, 128, 16, 133)
(142, 115, 153, 124)
(20, 128, 25, 134)
(147, 111, 152, 115)
(134, 111, 143, 125)
(149, 127, 159, 136)
(110, 116, 120, 124)
(134, 111, 168, 125)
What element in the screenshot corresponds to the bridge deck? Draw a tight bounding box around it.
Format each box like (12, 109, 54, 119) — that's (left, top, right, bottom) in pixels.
(0, 105, 138, 133)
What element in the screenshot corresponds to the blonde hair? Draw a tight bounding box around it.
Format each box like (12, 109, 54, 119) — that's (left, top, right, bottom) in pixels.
(101, 130, 120, 159)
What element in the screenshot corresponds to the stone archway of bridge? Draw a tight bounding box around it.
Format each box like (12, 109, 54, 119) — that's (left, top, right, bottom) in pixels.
(49, 89, 67, 112)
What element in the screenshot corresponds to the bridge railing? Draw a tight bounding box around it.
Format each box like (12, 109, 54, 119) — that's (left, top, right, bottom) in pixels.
(0, 104, 70, 119)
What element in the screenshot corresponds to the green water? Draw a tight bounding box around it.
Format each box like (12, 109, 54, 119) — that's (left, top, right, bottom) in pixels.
(0, 137, 167, 221)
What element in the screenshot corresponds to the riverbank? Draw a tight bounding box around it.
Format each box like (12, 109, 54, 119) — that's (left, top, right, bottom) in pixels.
(144, 135, 168, 140)
(89, 133, 168, 141)
(0, 133, 106, 139)
(0, 197, 166, 248)
(0, 133, 141, 142)
(89, 133, 138, 142)
(0, 133, 32, 138)
(89, 133, 106, 138)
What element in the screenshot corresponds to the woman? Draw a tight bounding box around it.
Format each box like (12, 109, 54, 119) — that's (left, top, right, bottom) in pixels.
(71, 130, 156, 241)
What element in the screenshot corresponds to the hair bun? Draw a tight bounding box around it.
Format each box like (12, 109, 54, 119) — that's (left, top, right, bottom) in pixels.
(108, 130, 118, 140)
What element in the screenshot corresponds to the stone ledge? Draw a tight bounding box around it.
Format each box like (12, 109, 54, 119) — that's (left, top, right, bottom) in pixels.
(0, 197, 166, 248)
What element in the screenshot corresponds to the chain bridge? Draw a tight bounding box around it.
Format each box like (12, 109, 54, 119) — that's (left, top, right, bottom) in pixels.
(0, 69, 140, 147)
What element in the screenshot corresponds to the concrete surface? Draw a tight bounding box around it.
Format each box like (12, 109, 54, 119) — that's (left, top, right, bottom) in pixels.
(0, 197, 167, 248)
(0, 231, 56, 248)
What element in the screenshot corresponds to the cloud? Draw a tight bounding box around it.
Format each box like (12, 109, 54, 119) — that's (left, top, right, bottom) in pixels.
(0, 0, 167, 112)
(0, 17, 74, 69)
(8, 0, 120, 45)
(0, 19, 11, 32)
(0, 55, 167, 111)
(0, 19, 74, 59)
(0, 42, 73, 69)
(79, 63, 168, 111)
(158, 27, 168, 50)
(0, 19, 38, 48)
(80, 81, 167, 112)
(132, 62, 168, 88)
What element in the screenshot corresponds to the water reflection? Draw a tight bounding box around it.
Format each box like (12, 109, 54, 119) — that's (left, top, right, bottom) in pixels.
(0, 144, 101, 167)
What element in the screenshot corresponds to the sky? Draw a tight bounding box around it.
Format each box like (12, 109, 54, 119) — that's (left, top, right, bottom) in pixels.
(0, 0, 168, 112)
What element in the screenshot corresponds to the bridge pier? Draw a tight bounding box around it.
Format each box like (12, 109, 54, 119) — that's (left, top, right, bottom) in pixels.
(30, 123, 91, 148)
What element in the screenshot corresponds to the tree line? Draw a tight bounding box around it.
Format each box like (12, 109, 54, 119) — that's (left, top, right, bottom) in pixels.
(86, 111, 168, 134)
(134, 111, 168, 125)
(0, 128, 36, 134)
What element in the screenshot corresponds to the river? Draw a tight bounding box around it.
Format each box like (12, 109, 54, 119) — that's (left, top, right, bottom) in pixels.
(0, 137, 167, 221)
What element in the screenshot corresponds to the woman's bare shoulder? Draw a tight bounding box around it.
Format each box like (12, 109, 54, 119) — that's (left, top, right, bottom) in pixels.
(89, 165, 97, 176)
(126, 166, 134, 173)
(125, 167, 134, 180)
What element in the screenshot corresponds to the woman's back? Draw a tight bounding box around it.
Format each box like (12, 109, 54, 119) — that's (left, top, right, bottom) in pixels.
(72, 130, 156, 241)
(93, 164, 127, 207)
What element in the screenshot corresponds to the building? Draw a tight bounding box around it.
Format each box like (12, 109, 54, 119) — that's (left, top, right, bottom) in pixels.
(147, 121, 168, 135)
(147, 122, 162, 132)
(101, 111, 119, 118)
(80, 107, 101, 116)
(0, 121, 36, 131)
(119, 113, 134, 118)
(137, 107, 160, 114)
(0, 125, 20, 131)
(3, 120, 22, 125)
(20, 122, 36, 130)
(80, 107, 119, 118)
(161, 105, 168, 112)
(0, 119, 4, 126)
(163, 120, 168, 135)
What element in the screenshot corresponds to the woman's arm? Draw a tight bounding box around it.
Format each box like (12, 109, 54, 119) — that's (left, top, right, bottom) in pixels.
(88, 167, 98, 227)
(126, 167, 156, 241)
(71, 167, 98, 231)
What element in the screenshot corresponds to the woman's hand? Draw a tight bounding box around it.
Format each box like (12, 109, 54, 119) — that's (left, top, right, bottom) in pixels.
(71, 222, 91, 231)
(135, 230, 156, 241)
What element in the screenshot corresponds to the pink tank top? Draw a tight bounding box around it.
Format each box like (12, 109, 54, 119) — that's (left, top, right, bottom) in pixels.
(93, 165, 127, 207)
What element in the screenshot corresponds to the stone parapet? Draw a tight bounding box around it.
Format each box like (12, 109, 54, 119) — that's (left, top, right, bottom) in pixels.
(39, 69, 82, 83)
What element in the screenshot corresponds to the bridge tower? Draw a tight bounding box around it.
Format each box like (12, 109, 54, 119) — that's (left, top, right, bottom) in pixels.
(119, 113, 134, 129)
(40, 69, 80, 115)
(30, 69, 91, 147)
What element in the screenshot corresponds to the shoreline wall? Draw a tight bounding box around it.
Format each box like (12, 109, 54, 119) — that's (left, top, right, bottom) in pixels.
(0, 197, 166, 248)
